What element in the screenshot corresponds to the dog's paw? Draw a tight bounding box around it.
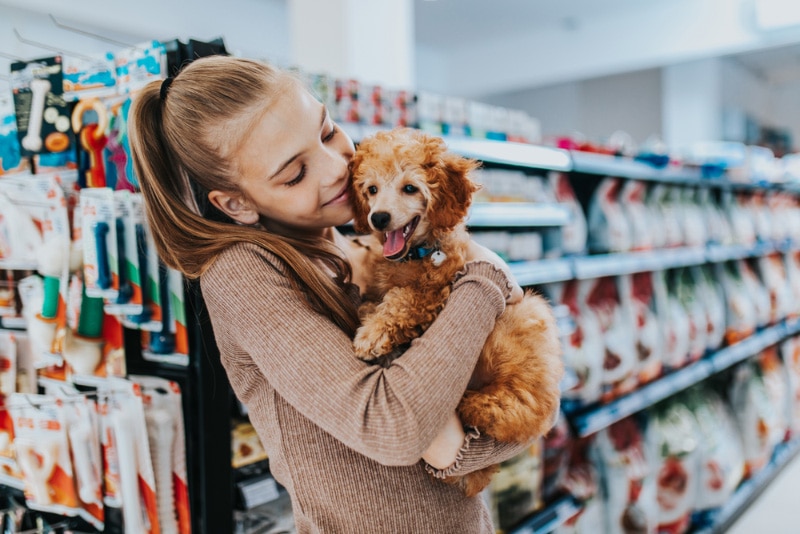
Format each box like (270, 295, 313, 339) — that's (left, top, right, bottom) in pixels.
(353, 328, 396, 361)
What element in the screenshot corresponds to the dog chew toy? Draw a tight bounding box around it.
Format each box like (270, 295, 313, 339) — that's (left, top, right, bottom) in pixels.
(68, 419, 101, 505)
(113, 408, 146, 533)
(146, 408, 178, 534)
(21, 78, 51, 153)
(15, 438, 58, 504)
(62, 284, 104, 376)
(149, 261, 175, 355)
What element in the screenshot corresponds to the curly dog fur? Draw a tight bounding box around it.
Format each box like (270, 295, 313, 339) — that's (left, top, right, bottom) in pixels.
(349, 128, 564, 497)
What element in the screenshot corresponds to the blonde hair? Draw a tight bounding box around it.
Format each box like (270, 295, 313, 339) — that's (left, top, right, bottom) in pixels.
(129, 56, 359, 336)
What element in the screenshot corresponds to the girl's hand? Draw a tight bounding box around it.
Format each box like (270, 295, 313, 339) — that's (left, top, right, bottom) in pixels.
(465, 240, 524, 304)
(422, 412, 466, 469)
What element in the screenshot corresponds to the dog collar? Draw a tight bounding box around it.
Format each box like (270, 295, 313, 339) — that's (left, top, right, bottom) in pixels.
(399, 245, 447, 266)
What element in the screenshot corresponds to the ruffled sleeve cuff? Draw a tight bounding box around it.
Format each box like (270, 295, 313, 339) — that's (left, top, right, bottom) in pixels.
(451, 261, 513, 314)
(425, 426, 483, 479)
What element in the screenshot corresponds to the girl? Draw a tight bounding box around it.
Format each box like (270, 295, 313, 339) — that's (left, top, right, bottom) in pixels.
(129, 55, 533, 533)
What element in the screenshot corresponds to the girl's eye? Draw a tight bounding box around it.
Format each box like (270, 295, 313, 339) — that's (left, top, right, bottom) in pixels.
(323, 125, 338, 142)
(286, 166, 306, 187)
(403, 184, 418, 194)
(368, 185, 378, 195)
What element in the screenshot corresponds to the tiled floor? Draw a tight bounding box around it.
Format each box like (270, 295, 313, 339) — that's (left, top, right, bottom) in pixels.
(727, 453, 800, 533)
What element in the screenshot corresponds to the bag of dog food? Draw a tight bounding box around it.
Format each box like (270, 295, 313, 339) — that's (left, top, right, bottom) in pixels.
(551, 281, 604, 408)
(683, 387, 745, 514)
(549, 172, 588, 255)
(647, 401, 699, 534)
(620, 181, 653, 251)
(624, 273, 663, 385)
(652, 270, 690, 371)
(593, 416, 658, 534)
(729, 361, 778, 478)
(759, 254, 792, 324)
(488, 439, 544, 533)
(780, 337, 800, 437)
(739, 259, 771, 329)
(543, 412, 572, 502)
(580, 277, 638, 401)
(674, 269, 707, 365)
(553, 437, 604, 534)
(677, 189, 708, 249)
(587, 178, 632, 254)
(718, 262, 757, 345)
(757, 348, 791, 445)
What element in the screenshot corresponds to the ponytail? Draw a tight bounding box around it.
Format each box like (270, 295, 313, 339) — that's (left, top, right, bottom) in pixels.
(128, 57, 359, 336)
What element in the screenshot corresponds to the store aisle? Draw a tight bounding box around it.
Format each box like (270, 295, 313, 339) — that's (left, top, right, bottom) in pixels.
(728, 453, 800, 533)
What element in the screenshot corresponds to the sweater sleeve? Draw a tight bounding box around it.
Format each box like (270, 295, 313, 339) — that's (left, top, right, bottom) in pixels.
(201, 243, 512, 467)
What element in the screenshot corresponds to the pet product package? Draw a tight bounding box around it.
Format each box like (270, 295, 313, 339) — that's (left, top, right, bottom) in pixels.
(619, 181, 654, 251)
(647, 402, 699, 534)
(549, 172, 588, 255)
(593, 417, 658, 534)
(553, 437, 604, 534)
(623, 273, 663, 384)
(587, 178, 632, 254)
(683, 387, 745, 515)
(718, 262, 757, 345)
(488, 440, 544, 533)
(542, 412, 572, 501)
(729, 361, 778, 478)
(580, 277, 638, 401)
(651, 271, 690, 371)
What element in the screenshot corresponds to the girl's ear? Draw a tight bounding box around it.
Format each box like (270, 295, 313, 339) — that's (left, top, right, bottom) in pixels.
(427, 149, 481, 230)
(207, 190, 259, 225)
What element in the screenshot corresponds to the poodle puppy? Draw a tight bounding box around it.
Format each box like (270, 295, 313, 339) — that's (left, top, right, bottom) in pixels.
(349, 128, 564, 496)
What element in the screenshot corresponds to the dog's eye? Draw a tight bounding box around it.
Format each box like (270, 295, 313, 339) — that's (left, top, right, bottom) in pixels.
(367, 186, 378, 195)
(402, 184, 418, 194)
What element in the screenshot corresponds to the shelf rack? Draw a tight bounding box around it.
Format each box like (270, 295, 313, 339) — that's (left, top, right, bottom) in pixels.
(567, 317, 800, 438)
(507, 495, 583, 534)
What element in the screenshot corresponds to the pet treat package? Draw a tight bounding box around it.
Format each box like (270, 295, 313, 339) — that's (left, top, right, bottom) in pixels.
(678, 188, 709, 249)
(580, 277, 638, 401)
(587, 178, 632, 254)
(488, 439, 544, 533)
(785, 252, 800, 318)
(592, 417, 658, 534)
(7, 393, 82, 518)
(619, 180, 654, 251)
(683, 388, 745, 515)
(549, 172, 588, 255)
(651, 270, 690, 372)
(725, 192, 758, 246)
(553, 437, 604, 534)
(718, 262, 757, 345)
(646, 402, 699, 534)
(729, 361, 778, 478)
(698, 188, 733, 246)
(624, 273, 663, 385)
(549, 281, 603, 408)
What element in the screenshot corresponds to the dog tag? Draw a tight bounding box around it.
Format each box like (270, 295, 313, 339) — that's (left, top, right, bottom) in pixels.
(431, 251, 447, 266)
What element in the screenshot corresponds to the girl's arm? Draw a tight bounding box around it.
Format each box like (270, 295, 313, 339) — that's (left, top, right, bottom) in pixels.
(201, 242, 513, 466)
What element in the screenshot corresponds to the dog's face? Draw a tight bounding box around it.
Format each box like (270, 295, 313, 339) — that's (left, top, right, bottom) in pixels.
(350, 128, 480, 260)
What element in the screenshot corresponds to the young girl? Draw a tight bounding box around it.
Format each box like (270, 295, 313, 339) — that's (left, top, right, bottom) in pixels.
(129, 55, 533, 533)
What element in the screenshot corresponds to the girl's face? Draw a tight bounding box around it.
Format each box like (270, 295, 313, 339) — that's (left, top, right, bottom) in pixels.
(211, 79, 355, 237)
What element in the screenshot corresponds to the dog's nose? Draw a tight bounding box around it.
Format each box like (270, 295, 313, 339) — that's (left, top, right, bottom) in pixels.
(371, 212, 391, 230)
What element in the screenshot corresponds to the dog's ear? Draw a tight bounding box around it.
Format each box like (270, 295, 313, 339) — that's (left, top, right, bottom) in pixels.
(349, 153, 373, 235)
(427, 143, 482, 230)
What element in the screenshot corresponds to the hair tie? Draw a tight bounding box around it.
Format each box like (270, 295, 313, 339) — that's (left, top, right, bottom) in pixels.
(160, 76, 175, 102)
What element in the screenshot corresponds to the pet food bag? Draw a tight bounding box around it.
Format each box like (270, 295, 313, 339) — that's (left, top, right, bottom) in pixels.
(543, 412, 573, 502)
(624, 273, 663, 385)
(683, 387, 745, 514)
(677, 188, 708, 249)
(718, 262, 757, 345)
(651, 270, 690, 372)
(673, 269, 707, 365)
(580, 277, 638, 401)
(692, 266, 727, 353)
(489, 439, 544, 533)
(549, 172, 588, 255)
(758, 254, 792, 324)
(739, 259, 771, 329)
(780, 337, 800, 437)
(619, 180, 653, 251)
(553, 437, 604, 534)
(647, 402, 699, 534)
(587, 178, 632, 254)
(729, 362, 778, 478)
(551, 281, 604, 408)
(593, 416, 658, 534)
(757, 348, 791, 445)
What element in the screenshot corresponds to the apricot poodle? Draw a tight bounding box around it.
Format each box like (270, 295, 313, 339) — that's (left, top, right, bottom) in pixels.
(349, 128, 564, 496)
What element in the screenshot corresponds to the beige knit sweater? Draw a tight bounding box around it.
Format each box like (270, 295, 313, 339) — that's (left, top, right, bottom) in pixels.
(201, 242, 531, 533)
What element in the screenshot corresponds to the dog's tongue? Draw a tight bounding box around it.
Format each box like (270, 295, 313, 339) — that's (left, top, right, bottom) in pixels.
(383, 229, 406, 258)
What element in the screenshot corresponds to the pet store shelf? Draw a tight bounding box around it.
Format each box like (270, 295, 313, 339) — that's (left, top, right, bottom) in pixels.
(468, 203, 571, 228)
(0, 259, 38, 270)
(567, 317, 800, 438)
(507, 495, 582, 534)
(509, 258, 574, 286)
(570, 151, 706, 185)
(691, 439, 800, 534)
(572, 247, 708, 279)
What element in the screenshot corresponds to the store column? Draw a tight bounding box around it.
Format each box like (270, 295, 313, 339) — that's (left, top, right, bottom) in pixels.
(287, 0, 414, 88)
(662, 57, 723, 152)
